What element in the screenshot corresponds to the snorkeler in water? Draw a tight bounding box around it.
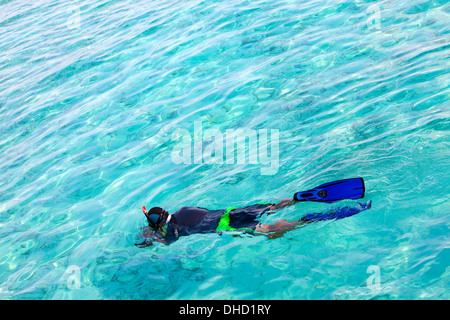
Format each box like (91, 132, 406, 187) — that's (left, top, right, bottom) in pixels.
(135, 178, 372, 248)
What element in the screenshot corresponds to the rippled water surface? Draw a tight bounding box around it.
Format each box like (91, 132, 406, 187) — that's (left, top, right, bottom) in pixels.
(0, 0, 449, 299)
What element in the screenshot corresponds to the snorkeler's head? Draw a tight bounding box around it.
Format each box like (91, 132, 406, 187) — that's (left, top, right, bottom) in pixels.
(142, 206, 168, 229)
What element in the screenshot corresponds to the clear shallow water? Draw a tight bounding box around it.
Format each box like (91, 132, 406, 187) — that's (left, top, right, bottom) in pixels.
(0, 0, 449, 299)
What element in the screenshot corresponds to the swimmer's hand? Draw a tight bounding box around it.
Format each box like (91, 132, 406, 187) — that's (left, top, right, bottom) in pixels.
(135, 238, 153, 248)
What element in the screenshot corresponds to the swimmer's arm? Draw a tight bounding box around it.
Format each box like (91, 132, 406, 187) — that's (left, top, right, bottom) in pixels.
(140, 226, 168, 245)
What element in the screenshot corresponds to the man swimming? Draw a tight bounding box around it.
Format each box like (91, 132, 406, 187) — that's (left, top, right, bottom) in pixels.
(135, 197, 372, 248)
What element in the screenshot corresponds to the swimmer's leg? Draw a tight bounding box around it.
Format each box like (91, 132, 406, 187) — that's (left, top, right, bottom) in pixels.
(256, 201, 372, 239)
(255, 219, 302, 239)
(266, 198, 297, 212)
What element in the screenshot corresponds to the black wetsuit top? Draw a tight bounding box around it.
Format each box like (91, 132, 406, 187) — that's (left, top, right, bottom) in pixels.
(159, 204, 273, 244)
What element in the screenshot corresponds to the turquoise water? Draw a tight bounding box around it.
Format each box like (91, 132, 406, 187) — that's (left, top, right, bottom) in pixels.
(0, 0, 449, 300)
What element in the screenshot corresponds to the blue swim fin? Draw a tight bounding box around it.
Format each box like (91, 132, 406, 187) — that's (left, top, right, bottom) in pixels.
(301, 200, 372, 222)
(293, 178, 365, 203)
